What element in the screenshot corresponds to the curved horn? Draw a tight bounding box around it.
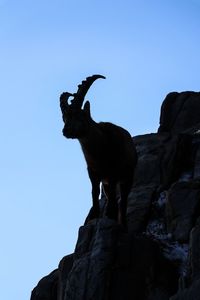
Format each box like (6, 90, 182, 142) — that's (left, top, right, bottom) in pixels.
(60, 92, 73, 114)
(71, 74, 106, 108)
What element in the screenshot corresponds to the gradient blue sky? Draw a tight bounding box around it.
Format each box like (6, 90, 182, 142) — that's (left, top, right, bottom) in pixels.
(1, 1, 200, 299)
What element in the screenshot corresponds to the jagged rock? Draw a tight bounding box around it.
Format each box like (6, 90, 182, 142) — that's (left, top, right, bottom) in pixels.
(31, 255, 74, 300)
(31, 91, 200, 300)
(133, 131, 193, 191)
(160, 134, 193, 189)
(31, 270, 59, 300)
(158, 91, 200, 134)
(189, 217, 200, 282)
(170, 279, 200, 300)
(65, 219, 178, 300)
(64, 219, 119, 300)
(133, 133, 168, 186)
(58, 255, 74, 300)
(126, 133, 169, 234)
(166, 181, 200, 242)
(109, 234, 178, 300)
(191, 133, 200, 179)
(127, 184, 156, 233)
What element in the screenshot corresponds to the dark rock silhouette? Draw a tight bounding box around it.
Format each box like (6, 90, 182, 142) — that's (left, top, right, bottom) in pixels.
(31, 91, 200, 300)
(158, 91, 200, 134)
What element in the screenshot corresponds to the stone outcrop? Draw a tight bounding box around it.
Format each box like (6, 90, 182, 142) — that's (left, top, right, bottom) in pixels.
(31, 91, 200, 300)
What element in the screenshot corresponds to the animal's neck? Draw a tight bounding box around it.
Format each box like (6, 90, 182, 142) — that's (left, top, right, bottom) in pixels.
(78, 121, 104, 158)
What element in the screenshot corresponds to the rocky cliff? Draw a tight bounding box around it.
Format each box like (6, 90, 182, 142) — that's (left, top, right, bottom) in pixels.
(31, 91, 200, 300)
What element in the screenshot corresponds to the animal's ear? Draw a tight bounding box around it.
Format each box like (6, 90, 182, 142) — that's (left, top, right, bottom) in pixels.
(83, 101, 91, 117)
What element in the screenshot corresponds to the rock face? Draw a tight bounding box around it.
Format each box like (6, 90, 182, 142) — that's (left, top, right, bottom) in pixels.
(31, 91, 200, 300)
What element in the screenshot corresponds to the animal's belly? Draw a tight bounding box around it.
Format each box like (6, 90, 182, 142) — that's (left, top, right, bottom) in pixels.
(88, 157, 130, 183)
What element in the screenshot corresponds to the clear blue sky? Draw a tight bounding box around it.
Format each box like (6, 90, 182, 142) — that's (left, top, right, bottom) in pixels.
(1, 1, 200, 299)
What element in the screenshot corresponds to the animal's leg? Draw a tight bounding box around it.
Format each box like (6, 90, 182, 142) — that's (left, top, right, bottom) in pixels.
(103, 182, 118, 221)
(91, 179, 100, 217)
(119, 179, 133, 227)
(85, 169, 100, 224)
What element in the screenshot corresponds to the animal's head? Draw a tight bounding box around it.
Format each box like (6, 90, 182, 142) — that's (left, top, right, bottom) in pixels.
(60, 74, 105, 139)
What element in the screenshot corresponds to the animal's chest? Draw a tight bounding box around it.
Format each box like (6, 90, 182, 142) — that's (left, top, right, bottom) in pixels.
(81, 140, 122, 179)
(84, 152, 119, 180)
(86, 155, 110, 173)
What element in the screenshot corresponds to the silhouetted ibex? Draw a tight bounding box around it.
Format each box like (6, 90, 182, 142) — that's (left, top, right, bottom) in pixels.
(60, 75, 137, 226)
